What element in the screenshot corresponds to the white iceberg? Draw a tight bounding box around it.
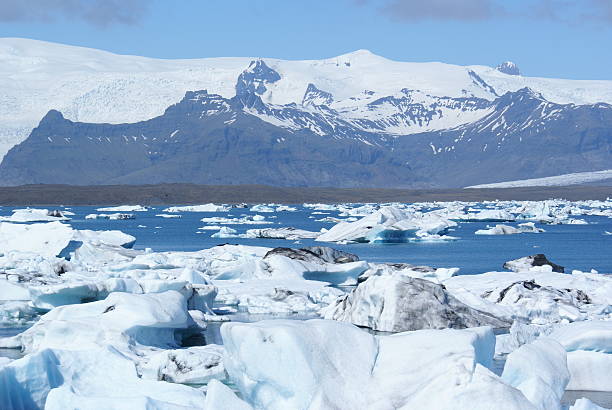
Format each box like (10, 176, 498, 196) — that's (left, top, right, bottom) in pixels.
(501, 338, 570, 410)
(0, 208, 70, 223)
(84, 213, 135, 220)
(0, 222, 74, 258)
(316, 206, 456, 243)
(163, 204, 230, 213)
(221, 319, 534, 409)
(96, 205, 148, 212)
(549, 321, 612, 391)
(475, 222, 544, 235)
(211, 226, 241, 238)
(244, 227, 320, 240)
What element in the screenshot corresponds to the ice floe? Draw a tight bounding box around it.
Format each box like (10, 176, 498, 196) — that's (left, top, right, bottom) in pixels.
(163, 204, 230, 213)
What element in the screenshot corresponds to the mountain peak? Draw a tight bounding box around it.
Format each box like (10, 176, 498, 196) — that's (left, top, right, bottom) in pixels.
(496, 61, 521, 76)
(235, 60, 281, 97)
(39, 109, 66, 125)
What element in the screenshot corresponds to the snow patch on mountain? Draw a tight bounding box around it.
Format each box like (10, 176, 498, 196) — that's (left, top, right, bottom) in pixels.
(3, 38, 612, 160)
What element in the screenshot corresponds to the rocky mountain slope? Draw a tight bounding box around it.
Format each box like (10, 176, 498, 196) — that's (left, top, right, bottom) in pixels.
(0, 38, 611, 187)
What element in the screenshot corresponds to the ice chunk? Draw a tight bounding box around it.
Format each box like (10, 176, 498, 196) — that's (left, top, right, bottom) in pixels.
(0, 281, 30, 301)
(5, 291, 192, 353)
(323, 272, 508, 332)
(222, 319, 378, 409)
(163, 204, 230, 213)
(549, 321, 612, 391)
(85, 213, 135, 220)
(204, 379, 253, 410)
(245, 227, 320, 240)
(504, 254, 564, 273)
(475, 223, 544, 235)
(72, 229, 136, 248)
(0, 346, 205, 410)
(501, 338, 569, 410)
(211, 226, 241, 238)
(570, 398, 608, 410)
(317, 206, 456, 243)
(0, 222, 74, 258)
(0, 208, 69, 222)
(221, 319, 534, 410)
(96, 205, 148, 212)
(141, 345, 225, 385)
(249, 204, 274, 213)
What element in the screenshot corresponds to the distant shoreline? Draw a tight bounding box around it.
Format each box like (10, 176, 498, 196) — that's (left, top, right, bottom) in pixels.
(0, 184, 610, 206)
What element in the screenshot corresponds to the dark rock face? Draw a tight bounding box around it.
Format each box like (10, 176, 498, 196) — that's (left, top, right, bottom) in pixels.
(1, 58, 611, 188)
(263, 246, 359, 264)
(235, 60, 281, 96)
(497, 61, 521, 76)
(302, 83, 334, 107)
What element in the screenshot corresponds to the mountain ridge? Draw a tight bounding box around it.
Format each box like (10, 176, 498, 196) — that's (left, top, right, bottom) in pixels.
(3, 37, 612, 162)
(1, 59, 610, 188)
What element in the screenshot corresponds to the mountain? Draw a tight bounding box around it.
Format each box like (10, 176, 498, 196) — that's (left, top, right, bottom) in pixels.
(0, 38, 611, 187)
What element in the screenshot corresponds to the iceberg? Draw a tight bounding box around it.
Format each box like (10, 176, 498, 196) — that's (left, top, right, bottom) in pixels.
(0, 208, 70, 223)
(85, 213, 135, 220)
(244, 227, 320, 240)
(475, 223, 544, 235)
(96, 205, 148, 212)
(0, 222, 74, 258)
(163, 204, 230, 213)
(0, 221, 136, 260)
(316, 206, 456, 243)
(501, 338, 570, 410)
(549, 321, 612, 391)
(323, 271, 508, 332)
(249, 204, 275, 213)
(504, 254, 565, 273)
(0, 346, 205, 410)
(210, 226, 241, 238)
(221, 319, 534, 409)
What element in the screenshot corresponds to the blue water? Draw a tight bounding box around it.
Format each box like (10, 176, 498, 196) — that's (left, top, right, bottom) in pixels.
(1, 205, 611, 274)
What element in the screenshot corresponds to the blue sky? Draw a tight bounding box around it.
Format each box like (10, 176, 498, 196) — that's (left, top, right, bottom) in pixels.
(1, 0, 611, 80)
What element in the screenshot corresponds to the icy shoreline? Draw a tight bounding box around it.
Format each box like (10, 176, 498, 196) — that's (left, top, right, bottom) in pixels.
(0, 199, 611, 409)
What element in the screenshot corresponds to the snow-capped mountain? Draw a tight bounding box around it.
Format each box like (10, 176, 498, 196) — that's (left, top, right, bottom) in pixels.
(0, 38, 611, 187)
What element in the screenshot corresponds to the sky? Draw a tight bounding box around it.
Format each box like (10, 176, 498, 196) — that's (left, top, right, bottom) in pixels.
(0, 0, 611, 80)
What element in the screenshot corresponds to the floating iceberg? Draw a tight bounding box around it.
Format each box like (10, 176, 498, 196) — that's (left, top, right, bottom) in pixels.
(0, 208, 70, 223)
(504, 254, 564, 273)
(0, 222, 74, 258)
(85, 213, 135, 220)
(163, 204, 230, 213)
(244, 227, 320, 240)
(211, 226, 241, 238)
(316, 206, 456, 243)
(0, 221, 136, 259)
(96, 205, 148, 212)
(475, 222, 544, 235)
